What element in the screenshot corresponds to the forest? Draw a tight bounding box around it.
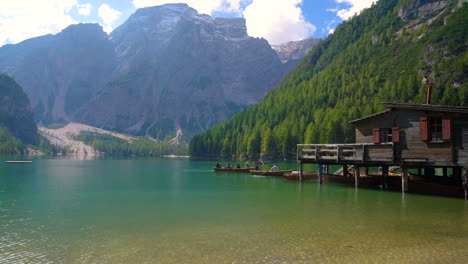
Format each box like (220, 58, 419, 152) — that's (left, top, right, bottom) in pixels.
(190, 0, 467, 159)
(75, 131, 188, 156)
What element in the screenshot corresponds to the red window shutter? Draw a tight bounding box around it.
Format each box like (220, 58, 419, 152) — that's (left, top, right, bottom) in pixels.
(392, 127, 400, 143)
(420, 117, 429, 141)
(373, 128, 380, 144)
(442, 117, 452, 142)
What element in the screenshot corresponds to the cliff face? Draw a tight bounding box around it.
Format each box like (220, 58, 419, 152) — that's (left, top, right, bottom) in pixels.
(0, 74, 39, 145)
(0, 4, 315, 140)
(0, 24, 116, 124)
(271, 37, 321, 63)
(75, 4, 286, 138)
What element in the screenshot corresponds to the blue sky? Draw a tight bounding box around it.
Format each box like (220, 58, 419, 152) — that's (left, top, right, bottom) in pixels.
(0, 0, 375, 46)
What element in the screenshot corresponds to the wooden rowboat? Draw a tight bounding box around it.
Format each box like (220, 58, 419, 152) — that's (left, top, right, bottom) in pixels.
(213, 167, 252, 172)
(250, 170, 292, 176)
(5, 161, 32, 164)
(283, 172, 317, 181)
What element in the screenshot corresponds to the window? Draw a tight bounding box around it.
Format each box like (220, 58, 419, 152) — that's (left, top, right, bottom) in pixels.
(430, 118, 442, 142)
(380, 128, 393, 143)
(373, 127, 400, 143)
(420, 116, 450, 143)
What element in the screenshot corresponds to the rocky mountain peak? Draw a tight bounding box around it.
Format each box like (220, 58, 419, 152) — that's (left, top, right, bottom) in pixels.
(271, 37, 321, 63)
(60, 23, 107, 38)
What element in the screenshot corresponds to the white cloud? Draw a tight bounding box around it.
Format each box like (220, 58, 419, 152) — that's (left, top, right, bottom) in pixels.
(77, 3, 92, 16)
(0, 0, 78, 45)
(98, 4, 121, 25)
(132, 0, 315, 44)
(334, 0, 376, 20)
(243, 0, 315, 44)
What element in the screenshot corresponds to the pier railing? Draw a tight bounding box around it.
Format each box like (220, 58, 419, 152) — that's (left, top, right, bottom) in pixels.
(297, 143, 394, 164)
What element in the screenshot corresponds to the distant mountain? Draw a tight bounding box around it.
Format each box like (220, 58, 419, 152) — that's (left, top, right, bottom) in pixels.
(0, 74, 39, 145)
(74, 4, 288, 139)
(0, 24, 116, 124)
(0, 4, 318, 141)
(271, 37, 321, 63)
(190, 0, 467, 158)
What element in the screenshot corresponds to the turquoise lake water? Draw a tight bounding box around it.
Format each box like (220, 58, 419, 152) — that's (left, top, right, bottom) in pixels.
(0, 158, 467, 263)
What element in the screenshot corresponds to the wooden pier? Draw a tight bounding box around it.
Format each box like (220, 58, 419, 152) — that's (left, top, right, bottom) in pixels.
(297, 103, 468, 198)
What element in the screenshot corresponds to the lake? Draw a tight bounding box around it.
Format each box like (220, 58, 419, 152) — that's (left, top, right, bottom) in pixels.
(0, 158, 467, 263)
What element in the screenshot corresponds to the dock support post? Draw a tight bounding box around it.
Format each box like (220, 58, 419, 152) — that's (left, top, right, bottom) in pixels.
(343, 164, 348, 177)
(318, 164, 323, 184)
(355, 166, 360, 188)
(365, 167, 369, 177)
(462, 167, 467, 200)
(382, 166, 389, 190)
(402, 167, 408, 192)
(299, 161, 303, 181)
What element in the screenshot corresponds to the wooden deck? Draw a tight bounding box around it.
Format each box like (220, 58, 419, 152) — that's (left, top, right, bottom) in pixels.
(297, 143, 394, 165)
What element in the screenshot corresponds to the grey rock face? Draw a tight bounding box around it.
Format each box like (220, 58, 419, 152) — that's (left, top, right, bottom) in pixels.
(271, 37, 321, 63)
(0, 4, 316, 140)
(0, 23, 116, 124)
(398, 0, 452, 20)
(75, 4, 286, 138)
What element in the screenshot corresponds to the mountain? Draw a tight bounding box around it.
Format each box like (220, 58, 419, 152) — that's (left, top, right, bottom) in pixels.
(0, 4, 318, 141)
(271, 37, 321, 63)
(0, 24, 116, 124)
(0, 74, 39, 146)
(190, 0, 467, 158)
(74, 4, 288, 139)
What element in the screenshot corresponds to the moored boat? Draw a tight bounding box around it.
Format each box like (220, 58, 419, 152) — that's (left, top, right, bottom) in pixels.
(250, 170, 292, 176)
(214, 167, 252, 172)
(5, 161, 32, 164)
(283, 171, 317, 180)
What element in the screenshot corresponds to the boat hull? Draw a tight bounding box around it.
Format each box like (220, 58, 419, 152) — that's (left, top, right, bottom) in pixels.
(250, 170, 292, 176)
(214, 167, 252, 172)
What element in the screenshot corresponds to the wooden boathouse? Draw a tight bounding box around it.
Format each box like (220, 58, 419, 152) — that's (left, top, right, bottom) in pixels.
(297, 103, 468, 197)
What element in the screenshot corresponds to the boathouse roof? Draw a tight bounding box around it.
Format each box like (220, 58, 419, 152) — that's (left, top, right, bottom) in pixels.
(349, 103, 468, 124)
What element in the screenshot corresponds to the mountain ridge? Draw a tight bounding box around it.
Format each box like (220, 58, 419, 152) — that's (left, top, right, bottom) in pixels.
(189, 0, 467, 158)
(0, 4, 320, 141)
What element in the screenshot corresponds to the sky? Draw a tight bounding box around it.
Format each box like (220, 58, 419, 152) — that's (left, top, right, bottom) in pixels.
(0, 0, 376, 46)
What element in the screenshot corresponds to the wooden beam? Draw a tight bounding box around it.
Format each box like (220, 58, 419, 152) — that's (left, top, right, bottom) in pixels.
(355, 166, 360, 188)
(463, 167, 467, 200)
(299, 161, 303, 181)
(402, 167, 409, 192)
(343, 164, 348, 178)
(318, 164, 323, 184)
(382, 166, 389, 190)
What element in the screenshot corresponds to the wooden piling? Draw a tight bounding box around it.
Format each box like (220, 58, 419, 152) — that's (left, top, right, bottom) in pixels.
(318, 164, 323, 184)
(355, 166, 360, 188)
(402, 167, 408, 192)
(382, 166, 389, 190)
(463, 168, 467, 200)
(299, 161, 303, 181)
(343, 164, 348, 177)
